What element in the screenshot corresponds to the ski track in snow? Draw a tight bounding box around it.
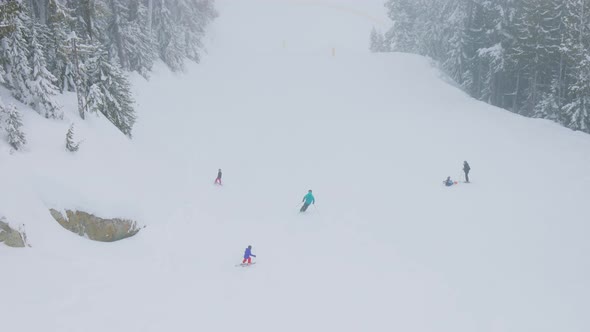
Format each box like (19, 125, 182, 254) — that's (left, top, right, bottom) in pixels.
(1, 0, 590, 331)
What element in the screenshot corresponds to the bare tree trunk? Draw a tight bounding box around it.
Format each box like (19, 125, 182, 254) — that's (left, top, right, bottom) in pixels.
(513, 69, 521, 113)
(72, 38, 86, 119)
(558, 52, 565, 108)
(83, 0, 95, 40)
(530, 68, 538, 115)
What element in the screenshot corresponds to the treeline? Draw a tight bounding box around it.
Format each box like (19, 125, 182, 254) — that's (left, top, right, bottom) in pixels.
(0, 0, 216, 143)
(372, 0, 590, 133)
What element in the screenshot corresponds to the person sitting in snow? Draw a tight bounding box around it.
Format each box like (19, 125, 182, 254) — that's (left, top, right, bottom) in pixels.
(242, 245, 256, 265)
(214, 169, 222, 185)
(300, 189, 315, 212)
(444, 176, 454, 187)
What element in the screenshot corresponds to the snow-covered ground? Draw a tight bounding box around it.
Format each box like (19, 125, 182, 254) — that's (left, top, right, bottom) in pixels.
(2, 0, 590, 331)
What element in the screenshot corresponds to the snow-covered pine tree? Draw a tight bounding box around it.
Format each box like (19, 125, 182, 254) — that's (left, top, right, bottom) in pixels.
(369, 27, 386, 52)
(0, 98, 5, 136)
(479, 1, 520, 106)
(533, 0, 568, 122)
(3, 104, 26, 150)
(0, 2, 19, 38)
(534, 0, 568, 122)
(29, 0, 50, 25)
(126, 0, 157, 77)
(194, 0, 218, 54)
(512, 0, 561, 115)
(66, 0, 106, 42)
(534, 82, 562, 122)
(416, 0, 446, 59)
(85, 82, 103, 116)
(29, 24, 62, 119)
(32, 19, 52, 58)
(153, 0, 186, 71)
(65, 123, 80, 151)
(464, 2, 501, 101)
(369, 27, 379, 52)
(0, 57, 6, 85)
(562, 54, 590, 132)
(487, 0, 522, 110)
(0, 96, 5, 124)
(47, 0, 77, 92)
(106, 0, 129, 69)
(3, 6, 34, 106)
(106, 0, 156, 76)
(176, 0, 217, 62)
(86, 47, 135, 136)
(0, 94, 5, 139)
(384, 0, 419, 53)
(147, 0, 153, 32)
(440, 0, 470, 87)
(561, 0, 590, 132)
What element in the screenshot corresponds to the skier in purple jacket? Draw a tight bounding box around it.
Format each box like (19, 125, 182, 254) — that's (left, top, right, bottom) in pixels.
(242, 245, 256, 265)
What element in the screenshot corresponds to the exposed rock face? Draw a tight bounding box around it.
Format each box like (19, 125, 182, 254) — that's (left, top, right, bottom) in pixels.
(0, 218, 27, 248)
(49, 209, 141, 242)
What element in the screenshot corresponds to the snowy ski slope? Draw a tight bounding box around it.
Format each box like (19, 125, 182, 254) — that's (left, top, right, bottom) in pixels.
(1, 0, 590, 331)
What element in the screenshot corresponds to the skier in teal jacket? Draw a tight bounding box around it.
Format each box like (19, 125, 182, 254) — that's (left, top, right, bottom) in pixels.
(300, 190, 315, 212)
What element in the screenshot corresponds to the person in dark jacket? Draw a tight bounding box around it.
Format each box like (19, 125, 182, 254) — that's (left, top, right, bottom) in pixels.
(300, 190, 315, 212)
(214, 169, 222, 185)
(463, 161, 471, 183)
(242, 245, 256, 265)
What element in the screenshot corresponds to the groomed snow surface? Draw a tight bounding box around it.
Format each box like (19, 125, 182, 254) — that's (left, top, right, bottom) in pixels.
(2, 0, 590, 331)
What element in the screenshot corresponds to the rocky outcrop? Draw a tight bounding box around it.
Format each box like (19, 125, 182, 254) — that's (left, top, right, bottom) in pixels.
(49, 209, 141, 242)
(0, 218, 27, 248)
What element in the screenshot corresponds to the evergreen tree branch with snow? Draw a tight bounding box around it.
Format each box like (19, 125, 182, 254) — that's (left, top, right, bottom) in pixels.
(369, 27, 387, 53)
(2, 103, 26, 150)
(65, 123, 80, 152)
(3, 5, 34, 106)
(29, 23, 62, 119)
(86, 47, 135, 137)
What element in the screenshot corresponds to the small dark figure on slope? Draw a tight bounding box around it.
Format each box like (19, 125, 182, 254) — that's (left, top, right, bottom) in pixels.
(444, 176, 454, 187)
(215, 169, 222, 185)
(463, 161, 471, 183)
